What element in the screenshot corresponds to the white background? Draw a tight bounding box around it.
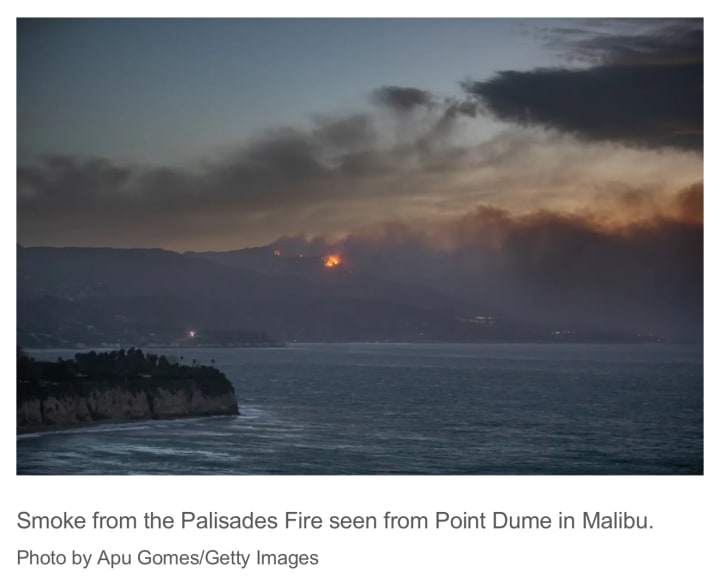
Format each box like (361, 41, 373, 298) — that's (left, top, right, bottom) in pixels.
(3, 2, 716, 576)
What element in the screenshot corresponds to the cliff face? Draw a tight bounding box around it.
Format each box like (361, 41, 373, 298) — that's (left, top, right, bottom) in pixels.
(17, 379, 239, 432)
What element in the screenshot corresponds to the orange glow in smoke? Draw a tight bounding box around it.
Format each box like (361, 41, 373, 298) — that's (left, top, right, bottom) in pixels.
(323, 255, 341, 268)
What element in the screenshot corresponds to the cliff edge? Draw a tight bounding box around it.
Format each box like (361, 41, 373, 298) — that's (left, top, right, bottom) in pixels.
(17, 348, 239, 433)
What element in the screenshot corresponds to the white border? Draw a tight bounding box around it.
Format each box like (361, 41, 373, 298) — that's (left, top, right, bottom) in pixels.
(5, 5, 715, 576)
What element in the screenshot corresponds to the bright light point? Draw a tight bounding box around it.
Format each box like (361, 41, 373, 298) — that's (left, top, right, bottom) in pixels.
(189, 331, 195, 338)
(323, 255, 341, 268)
(273, 249, 281, 256)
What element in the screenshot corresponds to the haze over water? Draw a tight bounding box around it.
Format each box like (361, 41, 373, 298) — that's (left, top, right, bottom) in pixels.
(17, 343, 703, 475)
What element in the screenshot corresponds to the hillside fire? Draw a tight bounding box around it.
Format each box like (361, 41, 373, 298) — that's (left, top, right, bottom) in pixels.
(323, 255, 341, 268)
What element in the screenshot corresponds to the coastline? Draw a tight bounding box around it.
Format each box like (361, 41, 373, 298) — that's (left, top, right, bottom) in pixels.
(17, 410, 241, 436)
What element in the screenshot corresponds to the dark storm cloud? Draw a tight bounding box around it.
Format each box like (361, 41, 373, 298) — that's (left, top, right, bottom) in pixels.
(311, 114, 377, 150)
(371, 86, 479, 125)
(443, 98, 479, 119)
(547, 20, 703, 65)
(237, 129, 328, 182)
(371, 86, 435, 111)
(466, 22, 703, 151)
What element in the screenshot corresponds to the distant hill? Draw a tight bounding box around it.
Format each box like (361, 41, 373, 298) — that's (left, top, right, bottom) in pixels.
(17, 245, 671, 345)
(17, 245, 477, 346)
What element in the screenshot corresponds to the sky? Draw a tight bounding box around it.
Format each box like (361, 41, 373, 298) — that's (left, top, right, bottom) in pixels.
(17, 18, 703, 251)
(17, 19, 559, 164)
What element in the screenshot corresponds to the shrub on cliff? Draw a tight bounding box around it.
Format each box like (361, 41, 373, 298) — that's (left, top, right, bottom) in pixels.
(18, 349, 234, 396)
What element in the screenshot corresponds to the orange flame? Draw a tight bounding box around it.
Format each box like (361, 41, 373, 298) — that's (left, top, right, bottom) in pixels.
(323, 255, 341, 268)
(273, 249, 281, 256)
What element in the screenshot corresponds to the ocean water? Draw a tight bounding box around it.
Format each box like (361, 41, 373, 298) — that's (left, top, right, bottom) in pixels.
(17, 343, 703, 475)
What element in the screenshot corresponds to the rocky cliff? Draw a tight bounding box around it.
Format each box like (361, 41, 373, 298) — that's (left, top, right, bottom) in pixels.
(17, 378, 239, 433)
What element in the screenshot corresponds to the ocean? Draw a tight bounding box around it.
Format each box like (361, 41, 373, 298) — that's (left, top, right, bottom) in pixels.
(16, 343, 703, 475)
